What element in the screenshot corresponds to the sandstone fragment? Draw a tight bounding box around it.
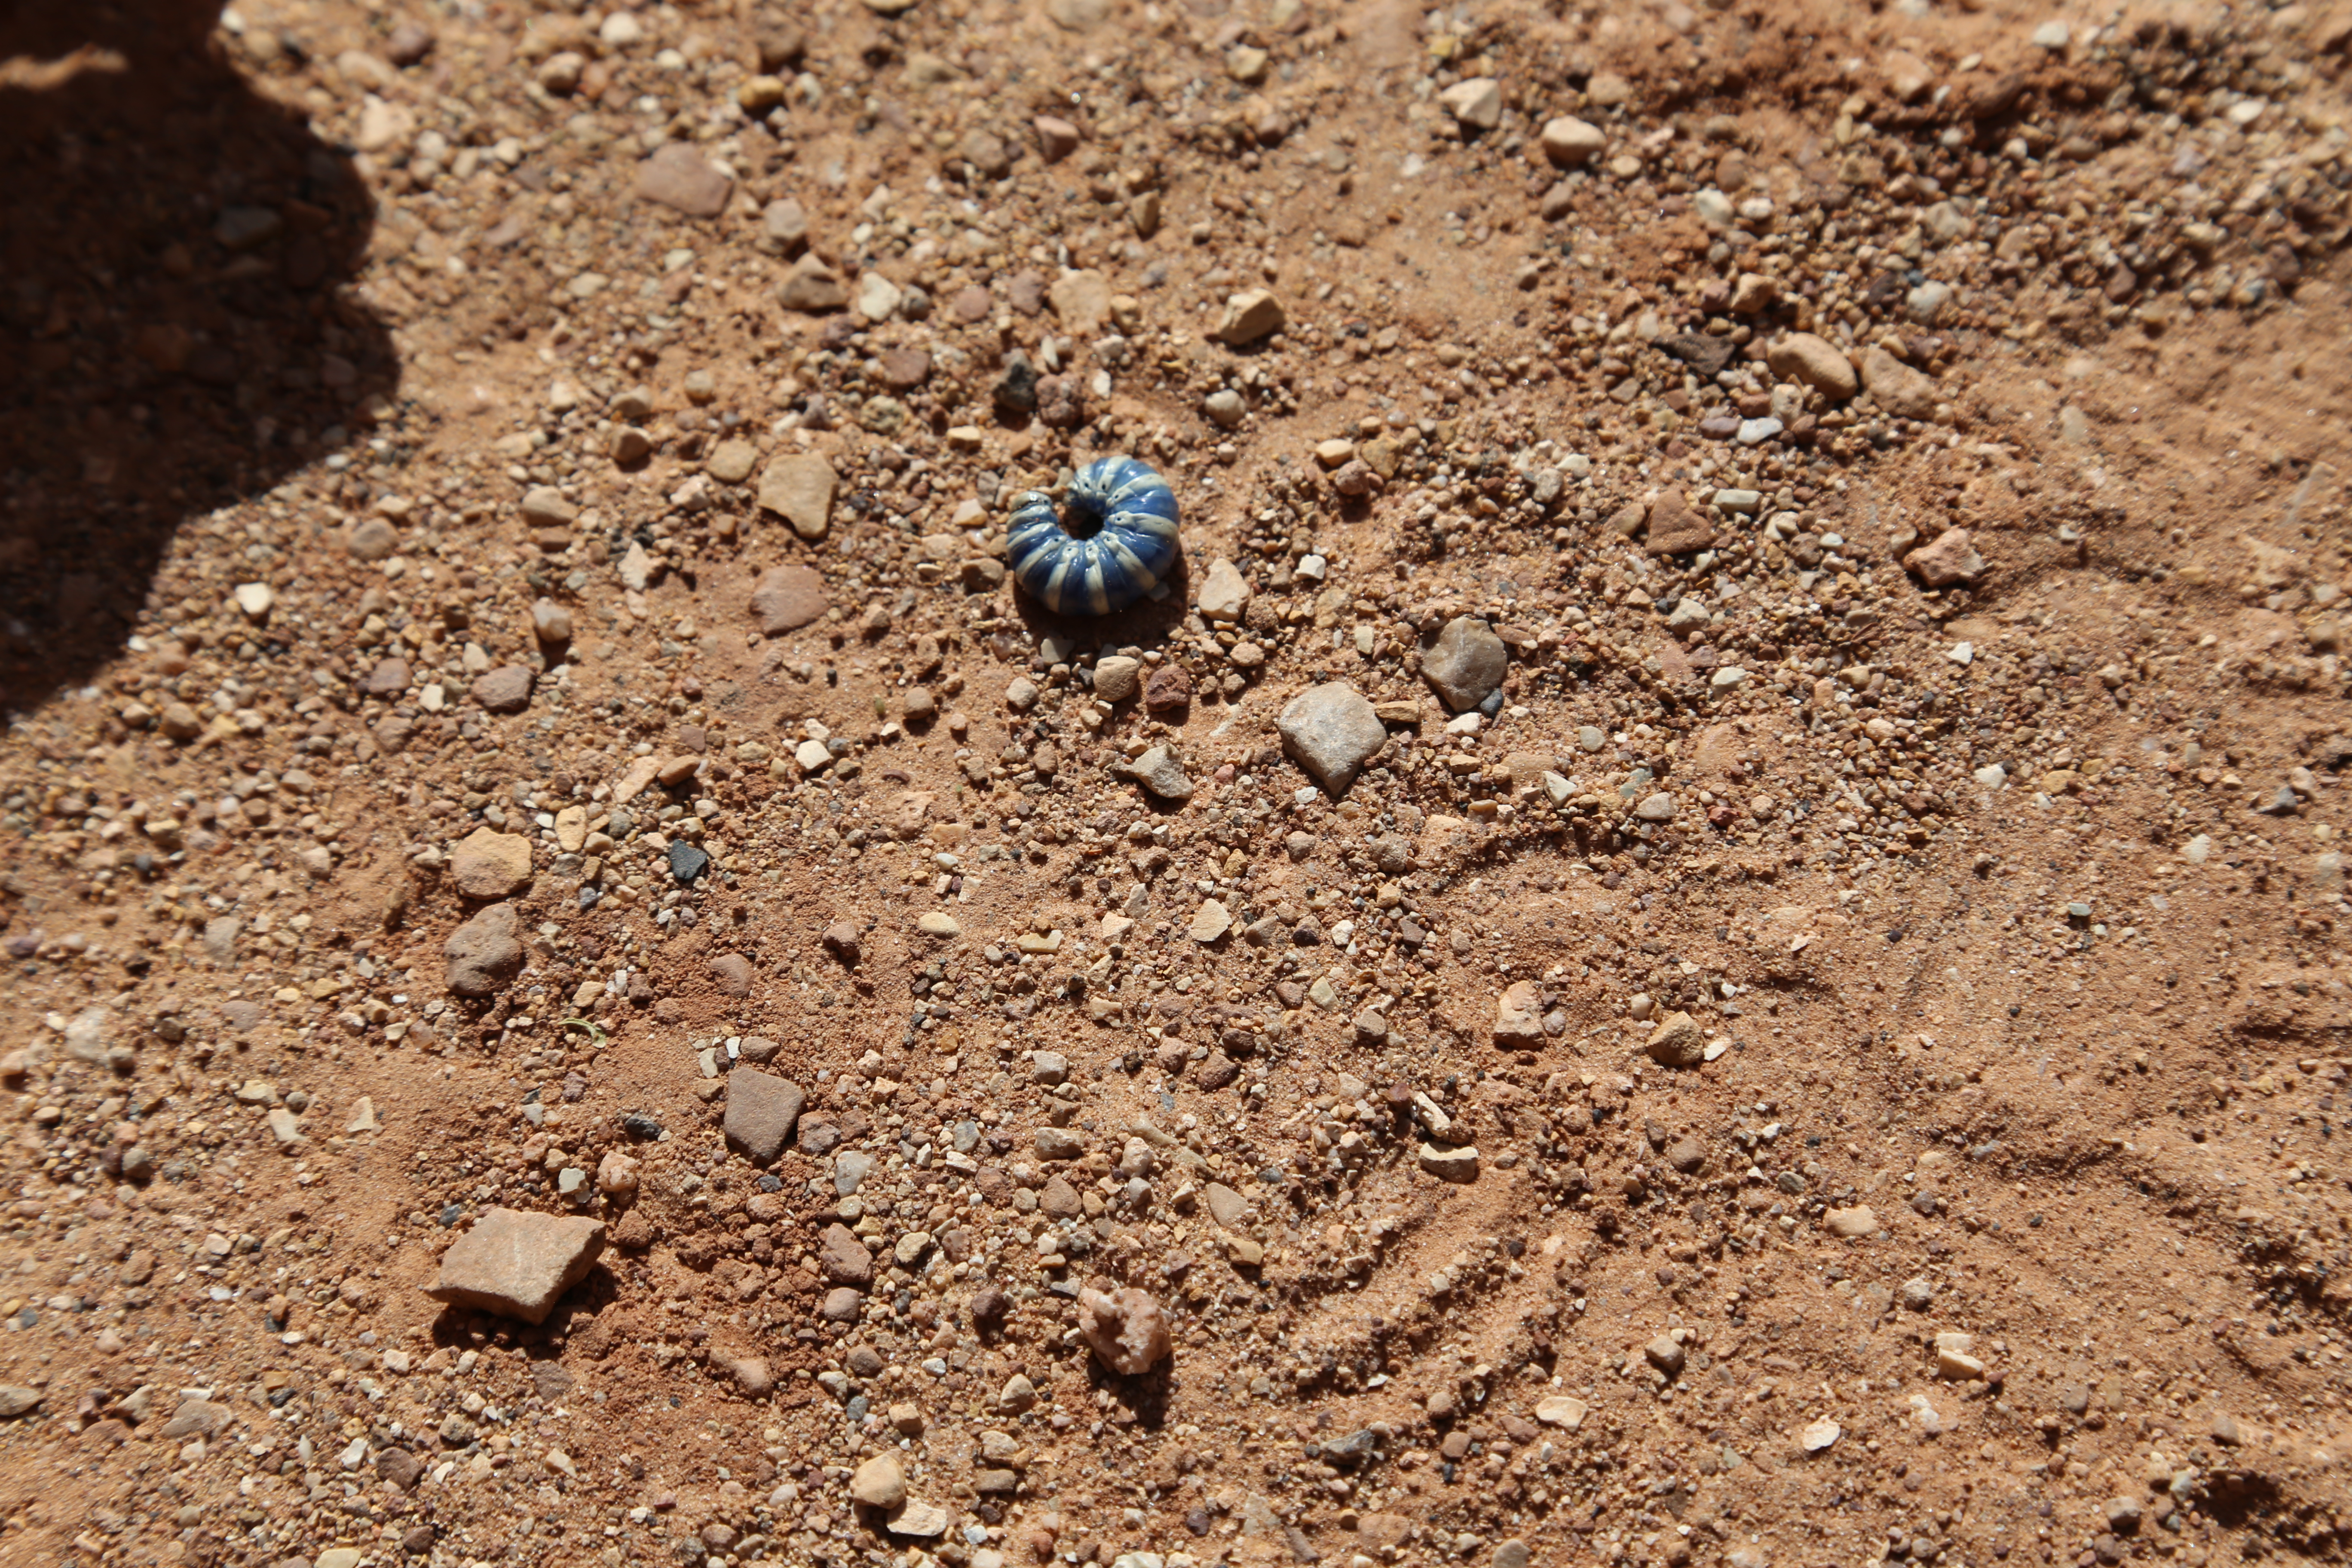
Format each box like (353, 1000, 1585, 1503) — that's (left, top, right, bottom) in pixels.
(1211, 288, 1286, 346)
(1421, 616, 1508, 712)
(1905, 527, 1985, 587)
(1645, 1010, 1704, 1067)
(1077, 1286, 1171, 1374)
(445, 903, 524, 997)
(450, 828, 532, 900)
(723, 1068, 806, 1162)
(759, 455, 838, 540)
(426, 1208, 606, 1323)
(1493, 980, 1545, 1048)
(1277, 683, 1387, 795)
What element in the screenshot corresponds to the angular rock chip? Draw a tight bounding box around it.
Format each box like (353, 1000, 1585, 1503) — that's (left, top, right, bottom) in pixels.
(750, 564, 829, 633)
(1421, 616, 1507, 712)
(445, 902, 524, 997)
(426, 1207, 606, 1324)
(759, 455, 837, 541)
(1277, 682, 1387, 796)
(634, 142, 733, 217)
(1492, 980, 1545, 1049)
(723, 1067, 807, 1162)
(1645, 1009, 1704, 1067)
(450, 827, 532, 900)
(1077, 1285, 1171, 1374)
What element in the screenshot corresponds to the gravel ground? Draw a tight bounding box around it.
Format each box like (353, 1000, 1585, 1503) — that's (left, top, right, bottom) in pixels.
(4, 0, 2352, 1566)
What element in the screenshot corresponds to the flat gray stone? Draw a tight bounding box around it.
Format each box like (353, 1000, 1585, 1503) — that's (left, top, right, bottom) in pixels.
(157, 1397, 231, 1439)
(1421, 616, 1507, 712)
(1117, 744, 1195, 801)
(1277, 682, 1387, 796)
(425, 1207, 606, 1323)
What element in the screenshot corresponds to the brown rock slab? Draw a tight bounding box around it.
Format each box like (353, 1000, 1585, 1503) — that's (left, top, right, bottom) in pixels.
(377, 1447, 424, 1489)
(445, 902, 524, 997)
(1492, 980, 1545, 1048)
(1862, 346, 1938, 420)
(1039, 1176, 1083, 1219)
(877, 349, 932, 389)
(1421, 616, 1507, 712)
(709, 952, 753, 996)
(1277, 682, 1387, 795)
(777, 254, 849, 312)
(1047, 267, 1114, 337)
(1645, 491, 1715, 557)
(852, 1451, 906, 1507)
(158, 1398, 230, 1439)
(723, 1067, 806, 1162)
(425, 1207, 607, 1324)
(1766, 332, 1859, 399)
(1645, 1010, 1705, 1067)
(634, 143, 734, 217)
(706, 439, 759, 484)
(450, 828, 533, 900)
(1142, 662, 1191, 710)
(763, 197, 808, 248)
(818, 1222, 875, 1285)
(887, 1500, 952, 1538)
(346, 515, 401, 560)
(1034, 114, 1081, 162)
(1905, 527, 1984, 587)
(470, 665, 535, 714)
(363, 657, 411, 697)
(1210, 288, 1286, 345)
(759, 454, 838, 540)
(750, 565, 829, 634)
(729, 1356, 775, 1397)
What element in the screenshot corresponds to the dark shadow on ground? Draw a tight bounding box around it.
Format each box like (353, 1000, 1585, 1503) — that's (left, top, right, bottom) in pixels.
(0, 0, 396, 712)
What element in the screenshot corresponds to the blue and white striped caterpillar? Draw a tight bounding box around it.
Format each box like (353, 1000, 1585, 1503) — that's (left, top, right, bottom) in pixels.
(1004, 456, 1181, 616)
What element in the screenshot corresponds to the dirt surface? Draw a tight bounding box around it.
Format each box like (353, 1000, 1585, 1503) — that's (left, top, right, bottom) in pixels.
(6, 0, 2352, 1565)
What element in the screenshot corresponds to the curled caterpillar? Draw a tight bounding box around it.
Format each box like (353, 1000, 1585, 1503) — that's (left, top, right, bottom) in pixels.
(1004, 455, 1181, 616)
